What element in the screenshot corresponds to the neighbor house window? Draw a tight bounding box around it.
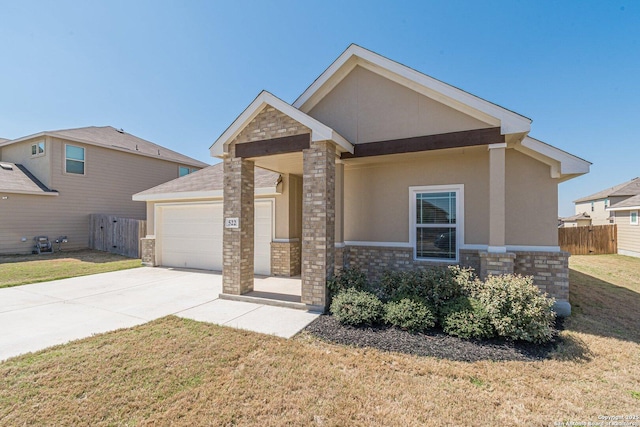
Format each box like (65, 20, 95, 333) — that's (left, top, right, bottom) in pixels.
(631, 211, 639, 226)
(604, 199, 609, 208)
(591, 201, 594, 212)
(65, 145, 85, 175)
(410, 185, 463, 261)
(179, 166, 190, 177)
(31, 141, 45, 157)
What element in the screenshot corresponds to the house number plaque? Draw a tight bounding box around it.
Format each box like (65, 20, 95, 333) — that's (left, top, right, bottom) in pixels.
(225, 218, 239, 229)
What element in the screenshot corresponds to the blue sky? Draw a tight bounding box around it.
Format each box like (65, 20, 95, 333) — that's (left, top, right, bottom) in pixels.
(1, 1, 638, 216)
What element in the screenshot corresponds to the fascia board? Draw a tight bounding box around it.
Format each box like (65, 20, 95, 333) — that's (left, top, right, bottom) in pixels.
(1, 190, 58, 196)
(521, 137, 591, 175)
(607, 205, 640, 212)
(132, 186, 280, 202)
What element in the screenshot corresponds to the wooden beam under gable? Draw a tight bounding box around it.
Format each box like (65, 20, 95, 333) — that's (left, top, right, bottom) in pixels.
(235, 133, 311, 158)
(340, 127, 504, 159)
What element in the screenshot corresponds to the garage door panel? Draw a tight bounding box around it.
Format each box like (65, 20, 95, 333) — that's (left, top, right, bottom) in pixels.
(158, 201, 271, 274)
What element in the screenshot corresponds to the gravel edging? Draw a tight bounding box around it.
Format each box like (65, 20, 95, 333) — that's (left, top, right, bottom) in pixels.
(302, 315, 563, 362)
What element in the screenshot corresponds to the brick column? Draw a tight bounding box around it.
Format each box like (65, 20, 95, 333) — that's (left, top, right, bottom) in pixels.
(223, 155, 254, 295)
(140, 237, 156, 266)
(302, 140, 336, 310)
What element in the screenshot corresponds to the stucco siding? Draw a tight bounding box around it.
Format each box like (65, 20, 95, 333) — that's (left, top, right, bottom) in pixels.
(308, 65, 492, 144)
(343, 148, 490, 244)
(505, 149, 558, 246)
(0, 138, 190, 254)
(616, 210, 640, 254)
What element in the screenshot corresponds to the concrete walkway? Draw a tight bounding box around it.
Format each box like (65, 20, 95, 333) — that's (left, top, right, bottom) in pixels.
(0, 267, 320, 362)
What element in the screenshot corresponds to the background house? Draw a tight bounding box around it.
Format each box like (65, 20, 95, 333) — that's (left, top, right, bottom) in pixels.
(0, 126, 207, 254)
(558, 212, 592, 228)
(136, 45, 590, 315)
(572, 177, 640, 258)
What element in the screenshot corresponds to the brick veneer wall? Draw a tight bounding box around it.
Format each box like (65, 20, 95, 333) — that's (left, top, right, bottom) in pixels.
(340, 245, 569, 306)
(232, 106, 311, 144)
(301, 140, 336, 308)
(222, 156, 255, 295)
(271, 240, 301, 277)
(141, 237, 156, 266)
(513, 251, 570, 301)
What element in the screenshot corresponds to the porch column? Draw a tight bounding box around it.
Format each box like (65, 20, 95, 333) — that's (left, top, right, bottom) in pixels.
(223, 154, 254, 295)
(488, 143, 507, 251)
(302, 140, 336, 310)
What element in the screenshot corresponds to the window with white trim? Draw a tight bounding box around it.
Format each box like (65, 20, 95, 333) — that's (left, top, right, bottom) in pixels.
(410, 185, 462, 261)
(631, 210, 639, 226)
(65, 145, 85, 175)
(31, 141, 45, 157)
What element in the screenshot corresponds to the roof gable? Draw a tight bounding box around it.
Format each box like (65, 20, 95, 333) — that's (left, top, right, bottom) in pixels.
(574, 177, 640, 203)
(209, 91, 353, 157)
(1, 126, 208, 168)
(293, 44, 532, 135)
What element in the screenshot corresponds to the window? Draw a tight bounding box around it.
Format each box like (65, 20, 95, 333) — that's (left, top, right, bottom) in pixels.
(631, 211, 639, 226)
(179, 166, 191, 177)
(591, 201, 594, 212)
(65, 145, 85, 175)
(604, 199, 609, 208)
(31, 141, 45, 157)
(410, 185, 463, 261)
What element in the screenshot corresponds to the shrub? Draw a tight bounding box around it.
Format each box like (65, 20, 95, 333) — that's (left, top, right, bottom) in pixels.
(375, 266, 475, 309)
(474, 274, 556, 343)
(384, 298, 436, 332)
(440, 297, 494, 339)
(330, 288, 383, 326)
(327, 268, 370, 300)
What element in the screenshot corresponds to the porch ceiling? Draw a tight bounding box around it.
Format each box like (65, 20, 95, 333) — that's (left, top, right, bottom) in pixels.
(251, 152, 304, 176)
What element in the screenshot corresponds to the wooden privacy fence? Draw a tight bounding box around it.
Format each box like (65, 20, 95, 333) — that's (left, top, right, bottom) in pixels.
(89, 215, 146, 258)
(558, 224, 617, 255)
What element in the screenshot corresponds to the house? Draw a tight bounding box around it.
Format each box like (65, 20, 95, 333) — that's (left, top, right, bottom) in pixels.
(0, 126, 208, 254)
(558, 212, 592, 228)
(134, 44, 590, 315)
(574, 177, 640, 258)
(573, 177, 640, 225)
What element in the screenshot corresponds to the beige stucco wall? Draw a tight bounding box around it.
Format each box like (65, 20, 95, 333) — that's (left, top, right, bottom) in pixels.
(505, 149, 559, 246)
(1, 137, 52, 187)
(343, 148, 490, 244)
(342, 147, 558, 247)
(615, 210, 640, 255)
(308, 65, 492, 144)
(0, 138, 187, 254)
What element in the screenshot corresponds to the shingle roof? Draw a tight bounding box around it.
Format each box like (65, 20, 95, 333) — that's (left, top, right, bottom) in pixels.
(0, 138, 9, 144)
(1, 126, 208, 168)
(0, 162, 57, 195)
(610, 194, 640, 210)
(560, 212, 591, 222)
(134, 162, 280, 198)
(573, 177, 640, 203)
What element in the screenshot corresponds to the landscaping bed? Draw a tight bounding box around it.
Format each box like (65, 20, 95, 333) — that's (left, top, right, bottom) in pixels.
(303, 314, 563, 362)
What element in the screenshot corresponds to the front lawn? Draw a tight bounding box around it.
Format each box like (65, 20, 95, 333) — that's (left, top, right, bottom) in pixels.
(0, 255, 638, 425)
(0, 249, 141, 288)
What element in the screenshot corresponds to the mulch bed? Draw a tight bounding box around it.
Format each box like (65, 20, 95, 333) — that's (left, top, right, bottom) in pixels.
(303, 315, 564, 362)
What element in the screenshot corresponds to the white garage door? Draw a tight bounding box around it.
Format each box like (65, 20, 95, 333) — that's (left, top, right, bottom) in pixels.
(157, 201, 273, 274)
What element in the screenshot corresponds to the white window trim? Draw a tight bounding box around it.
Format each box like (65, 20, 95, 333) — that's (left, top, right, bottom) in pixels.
(631, 210, 639, 226)
(409, 184, 464, 263)
(31, 141, 46, 158)
(64, 144, 86, 175)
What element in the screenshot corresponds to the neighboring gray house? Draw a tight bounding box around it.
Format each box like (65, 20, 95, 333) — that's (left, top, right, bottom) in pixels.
(574, 177, 640, 258)
(0, 126, 208, 254)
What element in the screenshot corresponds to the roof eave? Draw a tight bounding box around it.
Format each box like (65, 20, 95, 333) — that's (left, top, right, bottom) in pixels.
(517, 136, 590, 181)
(132, 186, 280, 202)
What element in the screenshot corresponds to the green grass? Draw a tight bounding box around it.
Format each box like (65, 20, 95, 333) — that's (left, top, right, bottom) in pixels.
(0, 249, 141, 288)
(0, 254, 638, 425)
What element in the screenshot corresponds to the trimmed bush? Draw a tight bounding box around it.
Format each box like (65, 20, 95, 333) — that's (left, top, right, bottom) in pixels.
(375, 266, 475, 309)
(384, 298, 436, 332)
(441, 297, 494, 340)
(330, 288, 383, 326)
(474, 274, 556, 343)
(327, 268, 370, 300)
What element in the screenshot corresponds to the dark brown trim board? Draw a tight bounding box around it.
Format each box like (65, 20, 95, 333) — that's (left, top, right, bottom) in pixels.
(341, 127, 504, 159)
(235, 133, 311, 158)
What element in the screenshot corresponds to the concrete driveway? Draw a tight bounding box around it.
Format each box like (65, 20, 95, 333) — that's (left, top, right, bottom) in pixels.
(0, 267, 319, 362)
